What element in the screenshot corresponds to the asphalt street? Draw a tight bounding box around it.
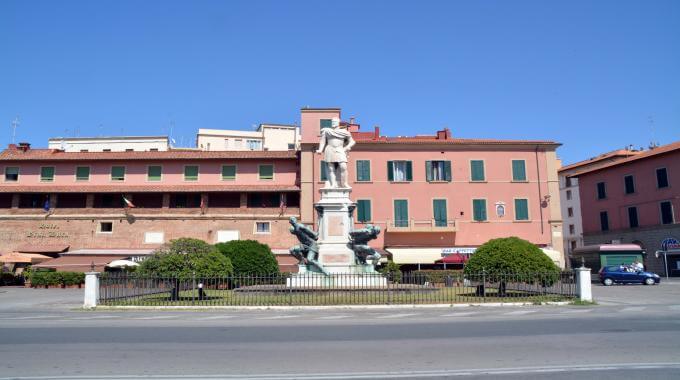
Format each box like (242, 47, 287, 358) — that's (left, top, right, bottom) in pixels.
(0, 281, 679, 379)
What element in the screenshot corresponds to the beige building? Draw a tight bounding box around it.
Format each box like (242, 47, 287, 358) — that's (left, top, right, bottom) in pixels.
(197, 124, 299, 151)
(48, 136, 170, 152)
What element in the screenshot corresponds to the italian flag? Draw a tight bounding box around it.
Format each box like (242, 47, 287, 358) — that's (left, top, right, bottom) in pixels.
(122, 195, 136, 208)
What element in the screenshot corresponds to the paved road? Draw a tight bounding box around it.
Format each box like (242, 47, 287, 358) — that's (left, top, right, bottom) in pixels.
(1, 281, 679, 379)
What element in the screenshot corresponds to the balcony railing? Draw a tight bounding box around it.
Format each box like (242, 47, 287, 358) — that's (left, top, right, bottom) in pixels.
(386, 219, 457, 232)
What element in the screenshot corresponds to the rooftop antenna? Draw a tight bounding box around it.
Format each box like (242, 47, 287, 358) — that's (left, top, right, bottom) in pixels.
(11, 116, 19, 144)
(169, 120, 175, 148)
(648, 115, 658, 148)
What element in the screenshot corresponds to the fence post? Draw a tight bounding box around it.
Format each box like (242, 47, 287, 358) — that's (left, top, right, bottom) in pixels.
(482, 268, 486, 302)
(575, 267, 592, 302)
(83, 272, 100, 308)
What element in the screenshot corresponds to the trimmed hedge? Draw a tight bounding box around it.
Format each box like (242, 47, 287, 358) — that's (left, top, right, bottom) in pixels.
(410, 270, 463, 283)
(215, 240, 279, 276)
(28, 271, 85, 287)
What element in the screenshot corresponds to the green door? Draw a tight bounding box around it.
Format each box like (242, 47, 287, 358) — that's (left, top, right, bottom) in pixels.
(433, 199, 447, 227)
(394, 200, 409, 227)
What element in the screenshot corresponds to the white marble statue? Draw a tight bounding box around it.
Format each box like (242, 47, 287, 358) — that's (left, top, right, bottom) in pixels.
(316, 118, 356, 188)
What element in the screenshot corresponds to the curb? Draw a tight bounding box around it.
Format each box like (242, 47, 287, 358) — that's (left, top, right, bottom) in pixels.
(90, 301, 571, 311)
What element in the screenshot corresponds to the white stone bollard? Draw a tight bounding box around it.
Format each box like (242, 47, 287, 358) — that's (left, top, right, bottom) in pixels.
(575, 267, 592, 302)
(83, 272, 100, 308)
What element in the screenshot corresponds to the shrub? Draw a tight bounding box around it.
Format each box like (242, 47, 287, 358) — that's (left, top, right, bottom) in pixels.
(410, 270, 463, 284)
(379, 260, 402, 283)
(62, 272, 85, 286)
(215, 240, 279, 276)
(137, 238, 233, 279)
(463, 237, 560, 285)
(1, 271, 16, 286)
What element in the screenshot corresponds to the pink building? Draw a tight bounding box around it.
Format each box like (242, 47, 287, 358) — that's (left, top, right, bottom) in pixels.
(299, 108, 564, 269)
(0, 143, 301, 271)
(571, 141, 680, 276)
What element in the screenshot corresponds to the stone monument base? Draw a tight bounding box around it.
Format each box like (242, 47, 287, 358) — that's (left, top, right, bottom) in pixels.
(286, 267, 388, 288)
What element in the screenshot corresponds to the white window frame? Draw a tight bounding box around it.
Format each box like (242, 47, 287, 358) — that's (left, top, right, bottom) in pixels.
(39, 166, 56, 182)
(254, 221, 271, 234)
(98, 221, 114, 234)
(4, 166, 20, 182)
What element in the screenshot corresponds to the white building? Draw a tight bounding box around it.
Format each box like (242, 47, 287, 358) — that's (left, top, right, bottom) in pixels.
(197, 124, 299, 151)
(48, 136, 170, 152)
(558, 148, 640, 264)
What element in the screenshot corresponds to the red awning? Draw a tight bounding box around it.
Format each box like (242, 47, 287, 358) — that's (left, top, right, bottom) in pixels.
(435, 253, 469, 264)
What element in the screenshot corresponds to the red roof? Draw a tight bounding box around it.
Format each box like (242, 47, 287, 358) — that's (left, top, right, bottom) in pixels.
(34, 255, 122, 272)
(558, 149, 641, 173)
(0, 184, 299, 193)
(0, 148, 297, 161)
(569, 141, 680, 177)
(435, 254, 469, 264)
(352, 135, 558, 146)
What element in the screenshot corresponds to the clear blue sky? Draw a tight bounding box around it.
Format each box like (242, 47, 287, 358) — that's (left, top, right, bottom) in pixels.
(1, 0, 678, 164)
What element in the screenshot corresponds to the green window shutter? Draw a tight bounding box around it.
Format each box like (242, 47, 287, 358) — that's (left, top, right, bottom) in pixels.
(356, 160, 370, 181)
(471, 160, 485, 181)
(433, 199, 447, 227)
(259, 164, 274, 180)
(147, 166, 162, 181)
(473, 199, 487, 221)
(357, 200, 371, 222)
(425, 161, 433, 182)
(184, 166, 199, 181)
(514, 199, 529, 220)
(40, 167, 55, 181)
(512, 160, 526, 181)
(387, 161, 394, 182)
(111, 166, 125, 181)
(394, 200, 409, 227)
(320, 119, 332, 130)
(221, 165, 236, 180)
(320, 161, 328, 181)
(444, 161, 452, 182)
(75, 166, 90, 181)
(405, 161, 413, 181)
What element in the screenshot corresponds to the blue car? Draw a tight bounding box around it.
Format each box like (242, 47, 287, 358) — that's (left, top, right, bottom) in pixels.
(598, 266, 661, 286)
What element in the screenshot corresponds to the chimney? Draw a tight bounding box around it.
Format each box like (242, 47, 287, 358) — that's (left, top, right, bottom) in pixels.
(17, 142, 31, 152)
(373, 125, 380, 140)
(7, 143, 17, 150)
(349, 117, 355, 124)
(436, 128, 452, 140)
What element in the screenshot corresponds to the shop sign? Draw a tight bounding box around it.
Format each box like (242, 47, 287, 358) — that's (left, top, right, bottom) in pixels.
(661, 237, 680, 251)
(441, 247, 476, 256)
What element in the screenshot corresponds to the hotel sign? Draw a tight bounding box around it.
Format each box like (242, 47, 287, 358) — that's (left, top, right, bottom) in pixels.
(26, 223, 69, 239)
(661, 238, 680, 251)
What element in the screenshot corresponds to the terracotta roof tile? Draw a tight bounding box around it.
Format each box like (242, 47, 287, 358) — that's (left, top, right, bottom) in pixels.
(558, 149, 641, 173)
(0, 149, 298, 161)
(569, 141, 680, 177)
(352, 136, 559, 146)
(0, 184, 299, 193)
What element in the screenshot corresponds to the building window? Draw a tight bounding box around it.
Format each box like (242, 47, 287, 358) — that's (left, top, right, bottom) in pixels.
(570, 240, 577, 252)
(184, 165, 199, 181)
(287, 143, 295, 150)
(259, 164, 274, 180)
(426, 161, 451, 182)
(470, 160, 485, 182)
(600, 211, 609, 231)
(387, 161, 412, 182)
(4, 167, 19, 182)
(569, 224, 575, 234)
(125, 148, 134, 152)
(567, 207, 574, 217)
(433, 199, 448, 227)
(565, 177, 572, 187)
(624, 175, 635, 194)
(514, 198, 529, 221)
(628, 206, 639, 228)
(320, 119, 332, 130)
(234, 139, 242, 149)
(320, 161, 328, 181)
(356, 160, 371, 182)
(149, 148, 159, 152)
(99, 222, 113, 233)
(660, 201, 675, 225)
(40, 167, 55, 182)
(103, 149, 111, 152)
(566, 190, 572, 200)
(357, 199, 372, 222)
(75, 166, 90, 181)
(255, 222, 271, 234)
(393, 199, 409, 227)
(246, 140, 262, 150)
(221, 165, 236, 181)
(656, 168, 669, 188)
(147, 166, 162, 181)
(512, 160, 527, 181)
(596, 182, 606, 199)
(472, 199, 487, 222)
(80, 149, 89, 152)
(111, 166, 125, 181)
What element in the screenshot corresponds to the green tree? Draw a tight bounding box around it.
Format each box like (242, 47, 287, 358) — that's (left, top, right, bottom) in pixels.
(215, 240, 279, 275)
(138, 238, 233, 279)
(379, 260, 402, 283)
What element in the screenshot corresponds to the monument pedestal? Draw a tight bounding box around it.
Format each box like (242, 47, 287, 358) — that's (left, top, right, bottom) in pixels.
(286, 187, 387, 288)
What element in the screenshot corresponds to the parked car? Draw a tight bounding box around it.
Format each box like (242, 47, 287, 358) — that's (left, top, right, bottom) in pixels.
(598, 266, 661, 286)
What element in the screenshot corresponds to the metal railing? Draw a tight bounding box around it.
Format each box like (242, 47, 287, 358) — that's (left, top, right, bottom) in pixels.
(98, 271, 576, 306)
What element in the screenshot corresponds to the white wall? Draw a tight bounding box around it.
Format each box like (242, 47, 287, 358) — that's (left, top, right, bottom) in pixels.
(48, 137, 169, 152)
(559, 173, 584, 259)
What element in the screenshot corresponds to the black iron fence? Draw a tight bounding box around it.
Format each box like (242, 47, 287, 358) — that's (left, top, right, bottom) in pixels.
(98, 271, 576, 306)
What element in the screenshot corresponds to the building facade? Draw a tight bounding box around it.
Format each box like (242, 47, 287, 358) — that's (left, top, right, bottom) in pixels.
(0, 144, 301, 271)
(572, 141, 680, 276)
(558, 149, 640, 263)
(197, 124, 299, 152)
(48, 136, 170, 152)
(299, 108, 565, 269)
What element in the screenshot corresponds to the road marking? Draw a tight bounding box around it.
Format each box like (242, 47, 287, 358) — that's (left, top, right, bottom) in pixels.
(317, 315, 351, 320)
(669, 305, 680, 310)
(132, 315, 177, 320)
(195, 315, 236, 320)
(375, 313, 419, 319)
(440, 312, 477, 317)
(503, 310, 536, 316)
(256, 315, 296, 320)
(560, 309, 593, 314)
(67, 315, 121, 320)
(0, 315, 59, 320)
(620, 306, 645, 312)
